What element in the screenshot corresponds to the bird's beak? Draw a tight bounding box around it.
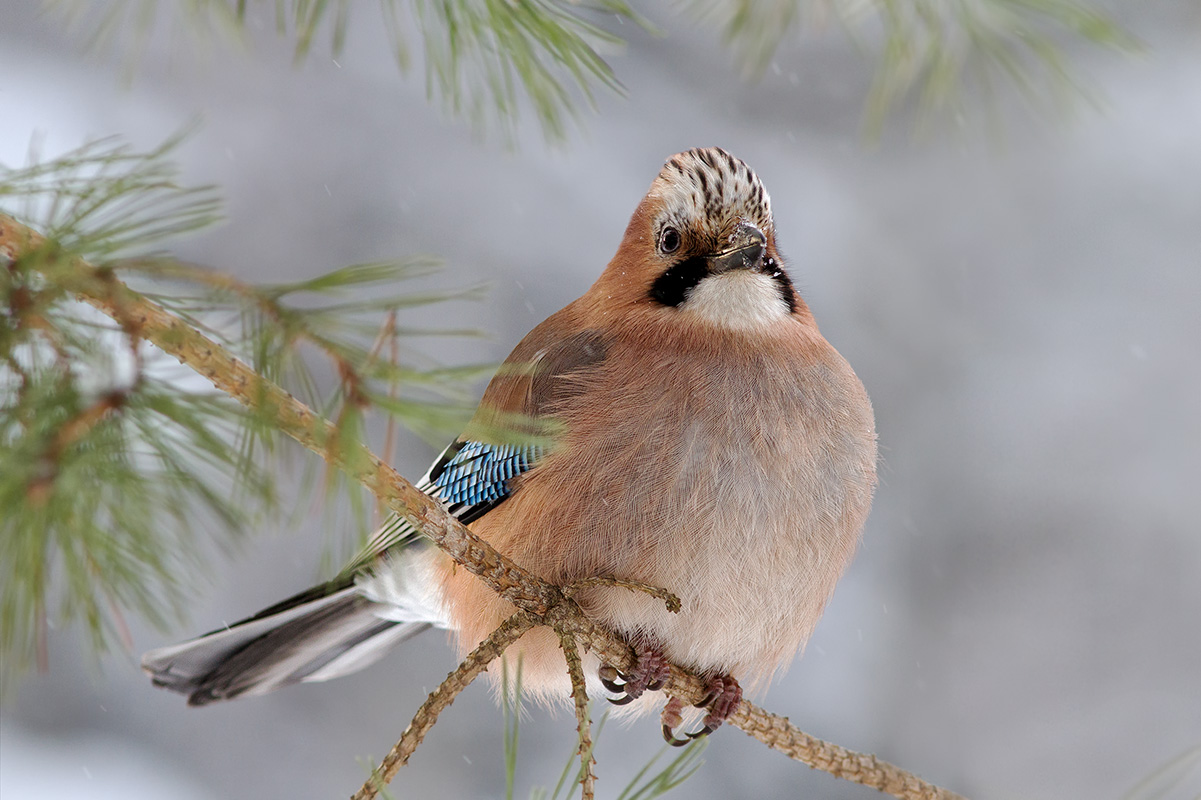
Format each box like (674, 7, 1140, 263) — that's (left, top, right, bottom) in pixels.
(708, 223, 766, 275)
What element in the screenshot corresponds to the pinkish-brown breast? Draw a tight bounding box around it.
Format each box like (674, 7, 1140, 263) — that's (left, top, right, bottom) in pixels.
(434, 307, 876, 699)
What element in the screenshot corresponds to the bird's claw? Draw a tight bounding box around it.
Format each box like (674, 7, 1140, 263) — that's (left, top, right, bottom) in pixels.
(599, 641, 670, 706)
(663, 723, 692, 747)
(660, 695, 690, 746)
(659, 673, 742, 746)
(598, 665, 625, 695)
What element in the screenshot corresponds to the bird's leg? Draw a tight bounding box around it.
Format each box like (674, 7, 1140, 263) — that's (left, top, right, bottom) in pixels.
(598, 636, 671, 706)
(660, 672, 743, 745)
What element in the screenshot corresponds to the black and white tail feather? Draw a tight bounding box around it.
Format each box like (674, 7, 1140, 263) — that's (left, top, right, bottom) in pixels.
(141, 437, 544, 706)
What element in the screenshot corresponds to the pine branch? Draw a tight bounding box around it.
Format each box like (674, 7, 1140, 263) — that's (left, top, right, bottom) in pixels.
(1, 211, 558, 613)
(0, 212, 966, 799)
(1, 136, 489, 676)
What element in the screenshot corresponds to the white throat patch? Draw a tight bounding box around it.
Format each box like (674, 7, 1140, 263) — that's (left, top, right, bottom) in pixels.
(680, 271, 791, 331)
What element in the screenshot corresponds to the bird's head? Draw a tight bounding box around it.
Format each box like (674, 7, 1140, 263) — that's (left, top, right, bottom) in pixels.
(591, 147, 803, 331)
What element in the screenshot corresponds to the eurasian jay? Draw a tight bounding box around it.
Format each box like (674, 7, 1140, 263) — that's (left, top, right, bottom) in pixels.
(143, 147, 878, 742)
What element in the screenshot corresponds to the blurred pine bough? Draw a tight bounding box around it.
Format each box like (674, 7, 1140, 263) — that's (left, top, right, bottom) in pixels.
(48, 0, 1135, 141)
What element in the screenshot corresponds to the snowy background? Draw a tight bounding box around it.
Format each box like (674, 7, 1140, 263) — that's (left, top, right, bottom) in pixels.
(2, 3, 1199, 799)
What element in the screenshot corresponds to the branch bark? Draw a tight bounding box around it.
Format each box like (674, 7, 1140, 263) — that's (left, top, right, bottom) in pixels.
(0, 213, 967, 800)
(351, 611, 540, 800)
(557, 628, 596, 800)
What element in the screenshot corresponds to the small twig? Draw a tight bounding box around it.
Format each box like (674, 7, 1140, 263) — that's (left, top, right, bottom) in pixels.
(557, 629, 596, 800)
(562, 575, 682, 614)
(352, 611, 540, 800)
(50, 390, 126, 455)
(729, 700, 967, 800)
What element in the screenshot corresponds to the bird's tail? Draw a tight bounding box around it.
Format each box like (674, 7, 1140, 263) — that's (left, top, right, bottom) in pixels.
(142, 549, 444, 706)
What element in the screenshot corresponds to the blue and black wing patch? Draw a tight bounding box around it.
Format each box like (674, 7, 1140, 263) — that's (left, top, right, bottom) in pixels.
(342, 437, 544, 574)
(340, 329, 607, 574)
(424, 439, 545, 524)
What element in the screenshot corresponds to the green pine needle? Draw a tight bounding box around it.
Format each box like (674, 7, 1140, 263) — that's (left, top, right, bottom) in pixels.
(0, 307, 271, 689)
(1, 133, 490, 686)
(500, 660, 706, 800)
(1, 131, 223, 261)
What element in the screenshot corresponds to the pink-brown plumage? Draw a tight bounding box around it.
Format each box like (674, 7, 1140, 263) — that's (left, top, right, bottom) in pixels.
(142, 148, 877, 727)
(434, 150, 877, 704)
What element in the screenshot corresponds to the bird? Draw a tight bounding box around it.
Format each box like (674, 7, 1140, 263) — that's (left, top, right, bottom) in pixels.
(142, 147, 878, 743)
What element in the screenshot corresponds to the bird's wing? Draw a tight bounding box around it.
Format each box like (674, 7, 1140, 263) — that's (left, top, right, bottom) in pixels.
(143, 434, 532, 703)
(342, 327, 608, 574)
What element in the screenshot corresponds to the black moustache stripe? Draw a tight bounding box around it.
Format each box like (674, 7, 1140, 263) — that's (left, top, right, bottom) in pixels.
(650, 254, 799, 314)
(649, 256, 709, 307)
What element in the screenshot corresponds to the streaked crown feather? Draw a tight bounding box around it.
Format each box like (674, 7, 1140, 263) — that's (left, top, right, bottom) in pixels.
(650, 148, 774, 246)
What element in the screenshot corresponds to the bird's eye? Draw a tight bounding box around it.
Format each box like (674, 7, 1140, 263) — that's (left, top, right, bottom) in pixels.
(659, 227, 681, 254)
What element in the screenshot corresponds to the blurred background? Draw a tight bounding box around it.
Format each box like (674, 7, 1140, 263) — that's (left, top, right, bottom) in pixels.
(2, 2, 1199, 799)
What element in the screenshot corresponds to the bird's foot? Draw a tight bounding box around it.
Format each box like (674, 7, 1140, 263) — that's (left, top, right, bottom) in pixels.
(599, 639, 671, 706)
(660, 673, 742, 746)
